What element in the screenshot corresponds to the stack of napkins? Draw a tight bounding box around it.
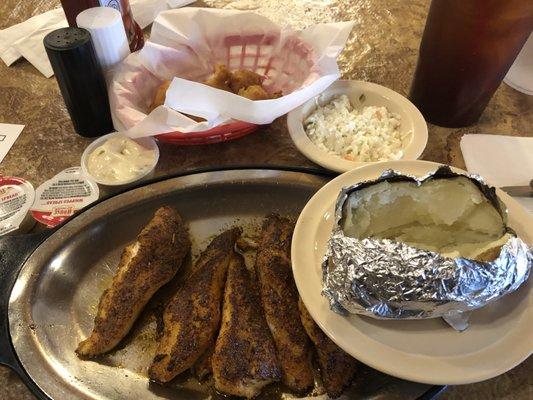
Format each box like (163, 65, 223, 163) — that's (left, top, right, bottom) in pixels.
(0, 0, 194, 78)
(0, 9, 66, 77)
(460, 134, 533, 213)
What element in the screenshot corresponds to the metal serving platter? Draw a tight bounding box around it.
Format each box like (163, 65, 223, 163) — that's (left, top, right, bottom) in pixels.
(0, 168, 441, 400)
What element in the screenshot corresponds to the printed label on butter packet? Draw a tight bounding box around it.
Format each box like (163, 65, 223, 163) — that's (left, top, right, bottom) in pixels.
(0, 176, 35, 235)
(31, 167, 99, 227)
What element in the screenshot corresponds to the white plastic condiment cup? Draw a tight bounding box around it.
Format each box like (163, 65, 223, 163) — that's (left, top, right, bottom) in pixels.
(287, 80, 428, 173)
(81, 132, 160, 186)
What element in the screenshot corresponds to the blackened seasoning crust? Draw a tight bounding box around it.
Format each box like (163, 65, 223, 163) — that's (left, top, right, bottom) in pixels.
(254, 215, 314, 394)
(212, 252, 281, 398)
(148, 227, 241, 383)
(76, 207, 190, 357)
(299, 299, 357, 398)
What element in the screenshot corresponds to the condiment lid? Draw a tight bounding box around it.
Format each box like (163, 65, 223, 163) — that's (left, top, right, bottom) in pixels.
(30, 167, 99, 228)
(0, 176, 35, 235)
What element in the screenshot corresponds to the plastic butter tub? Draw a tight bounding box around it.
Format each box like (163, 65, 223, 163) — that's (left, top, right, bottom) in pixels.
(0, 176, 36, 235)
(30, 167, 99, 228)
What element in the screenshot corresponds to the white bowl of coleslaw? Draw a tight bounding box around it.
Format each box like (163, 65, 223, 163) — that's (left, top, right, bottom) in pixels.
(287, 80, 428, 173)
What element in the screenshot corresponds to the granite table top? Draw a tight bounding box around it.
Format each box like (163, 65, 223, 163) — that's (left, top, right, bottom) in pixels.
(0, 0, 531, 399)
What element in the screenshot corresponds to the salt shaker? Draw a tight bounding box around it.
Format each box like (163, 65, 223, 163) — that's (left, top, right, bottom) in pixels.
(59, 0, 144, 51)
(76, 7, 130, 74)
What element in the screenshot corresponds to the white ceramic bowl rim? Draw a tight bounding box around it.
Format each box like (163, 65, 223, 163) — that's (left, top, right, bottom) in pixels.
(80, 132, 160, 186)
(287, 80, 428, 173)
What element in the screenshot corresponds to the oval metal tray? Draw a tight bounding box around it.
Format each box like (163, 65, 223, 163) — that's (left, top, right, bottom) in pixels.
(0, 168, 440, 400)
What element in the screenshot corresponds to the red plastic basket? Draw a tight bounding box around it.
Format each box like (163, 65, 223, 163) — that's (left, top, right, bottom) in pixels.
(111, 24, 314, 146)
(155, 34, 296, 145)
(156, 121, 259, 145)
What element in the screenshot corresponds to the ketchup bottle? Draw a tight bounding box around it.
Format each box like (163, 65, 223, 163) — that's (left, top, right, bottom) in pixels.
(60, 0, 144, 52)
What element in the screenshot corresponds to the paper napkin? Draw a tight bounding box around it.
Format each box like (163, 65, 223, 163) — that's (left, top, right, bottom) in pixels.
(0, 0, 195, 78)
(460, 134, 533, 213)
(0, 123, 25, 165)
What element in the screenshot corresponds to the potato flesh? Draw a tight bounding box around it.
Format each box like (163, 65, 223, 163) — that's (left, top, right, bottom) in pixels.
(342, 178, 507, 259)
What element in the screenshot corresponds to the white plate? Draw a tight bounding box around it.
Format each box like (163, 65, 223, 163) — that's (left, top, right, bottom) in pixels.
(292, 160, 533, 385)
(287, 80, 428, 173)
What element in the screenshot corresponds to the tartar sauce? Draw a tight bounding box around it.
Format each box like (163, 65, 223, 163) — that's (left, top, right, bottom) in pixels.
(87, 136, 156, 184)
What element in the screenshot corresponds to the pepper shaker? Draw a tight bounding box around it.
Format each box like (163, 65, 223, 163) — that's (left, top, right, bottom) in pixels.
(44, 27, 115, 137)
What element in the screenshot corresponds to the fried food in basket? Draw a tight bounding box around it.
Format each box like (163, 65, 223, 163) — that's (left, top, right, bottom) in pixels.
(204, 64, 234, 92)
(148, 64, 282, 116)
(148, 80, 204, 122)
(238, 85, 278, 101)
(205, 64, 281, 100)
(229, 69, 263, 93)
(149, 80, 171, 112)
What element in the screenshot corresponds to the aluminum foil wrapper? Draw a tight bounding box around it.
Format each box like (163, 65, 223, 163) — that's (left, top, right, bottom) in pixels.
(322, 166, 532, 331)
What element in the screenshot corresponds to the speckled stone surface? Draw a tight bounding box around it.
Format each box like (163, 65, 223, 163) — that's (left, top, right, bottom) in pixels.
(0, 0, 531, 399)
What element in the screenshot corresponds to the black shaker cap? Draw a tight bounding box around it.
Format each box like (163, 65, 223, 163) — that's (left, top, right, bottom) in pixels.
(44, 27, 91, 51)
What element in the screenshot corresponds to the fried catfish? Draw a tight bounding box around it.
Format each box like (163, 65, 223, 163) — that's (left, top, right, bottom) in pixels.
(299, 299, 358, 398)
(254, 215, 314, 393)
(76, 207, 190, 357)
(148, 228, 241, 383)
(213, 252, 281, 398)
(193, 339, 215, 381)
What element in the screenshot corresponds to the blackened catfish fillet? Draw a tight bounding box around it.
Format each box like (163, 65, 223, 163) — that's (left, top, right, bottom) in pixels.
(254, 215, 314, 393)
(149, 228, 241, 383)
(76, 207, 190, 357)
(213, 252, 281, 398)
(193, 339, 215, 381)
(298, 299, 357, 399)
